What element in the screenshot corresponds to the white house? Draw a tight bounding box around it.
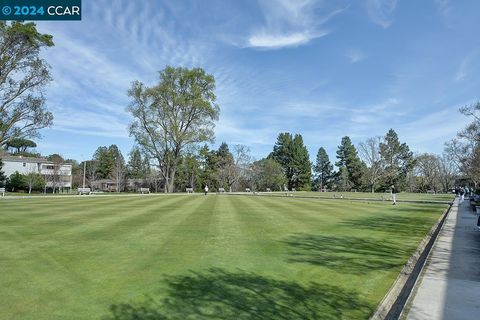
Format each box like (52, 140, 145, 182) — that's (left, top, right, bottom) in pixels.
(1, 155, 73, 190)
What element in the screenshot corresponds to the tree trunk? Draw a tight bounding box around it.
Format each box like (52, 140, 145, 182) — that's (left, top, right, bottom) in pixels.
(167, 169, 176, 193)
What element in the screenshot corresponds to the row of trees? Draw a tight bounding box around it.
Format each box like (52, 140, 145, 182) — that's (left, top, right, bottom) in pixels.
(311, 129, 458, 193)
(0, 21, 472, 194)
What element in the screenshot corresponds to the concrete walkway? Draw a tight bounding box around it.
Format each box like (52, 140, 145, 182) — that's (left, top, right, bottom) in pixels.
(406, 199, 480, 319)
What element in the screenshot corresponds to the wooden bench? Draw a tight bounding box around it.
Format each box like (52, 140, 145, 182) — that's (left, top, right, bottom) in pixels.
(245, 188, 251, 192)
(186, 187, 193, 194)
(266, 188, 271, 192)
(139, 187, 150, 194)
(218, 188, 225, 193)
(427, 190, 436, 194)
(77, 187, 91, 195)
(292, 188, 296, 192)
(0, 187, 5, 197)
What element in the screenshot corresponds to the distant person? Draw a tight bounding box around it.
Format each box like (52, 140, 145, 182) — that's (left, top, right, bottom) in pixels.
(204, 185, 209, 196)
(283, 184, 288, 196)
(391, 185, 397, 205)
(460, 187, 465, 202)
(455, 186, 459, 197)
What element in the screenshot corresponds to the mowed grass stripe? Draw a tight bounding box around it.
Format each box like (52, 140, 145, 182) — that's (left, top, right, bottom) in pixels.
(61, 195, 200, 240)
(125, 195, 220, 275)
(8, 196, 193, 238)
(0, 225, 102, 320)
(225, 196, 304, 273)
(241, 195, 340, 230)
(198, 196, 252, 268)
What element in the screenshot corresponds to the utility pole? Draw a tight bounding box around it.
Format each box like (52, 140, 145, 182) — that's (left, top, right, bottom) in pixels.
(83, 161, 86, 188)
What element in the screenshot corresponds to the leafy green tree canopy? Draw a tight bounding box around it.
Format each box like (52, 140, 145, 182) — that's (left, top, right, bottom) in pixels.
(5, 138, 37, 154)
(0, 22, 54, 147)
(127, 66, 219, 192)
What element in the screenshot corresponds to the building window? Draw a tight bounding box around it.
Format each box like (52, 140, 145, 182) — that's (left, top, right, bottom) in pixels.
(23, 163, 26, 167)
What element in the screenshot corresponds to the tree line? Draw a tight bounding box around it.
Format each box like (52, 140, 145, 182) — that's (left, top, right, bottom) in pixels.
(0, 21, 474, 193)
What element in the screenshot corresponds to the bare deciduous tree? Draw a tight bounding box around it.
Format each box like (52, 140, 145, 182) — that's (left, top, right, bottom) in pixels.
(359, 136, 383, 192)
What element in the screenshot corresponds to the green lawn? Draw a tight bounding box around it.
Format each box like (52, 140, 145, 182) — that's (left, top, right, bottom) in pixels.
(0, 194, 448, 319)
(260, 191, 455, 202)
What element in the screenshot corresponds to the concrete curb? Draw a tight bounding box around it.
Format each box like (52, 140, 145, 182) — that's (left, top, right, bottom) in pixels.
(369, 202, 454, 320)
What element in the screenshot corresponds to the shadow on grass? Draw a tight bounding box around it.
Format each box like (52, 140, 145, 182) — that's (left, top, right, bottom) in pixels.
(103, 268, 373, 320)
(340, 215, 434, 237)
(284, 234, 408, 274)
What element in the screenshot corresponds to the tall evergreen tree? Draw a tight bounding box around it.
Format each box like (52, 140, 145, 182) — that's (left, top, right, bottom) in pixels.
(335, 136, 364, 191)
(128, 148, 146, 179)
(270, 133, 311, 190)
(379, 129, 415, 190)
(93, 146, 113, 179)
(314, 147, 333, 190)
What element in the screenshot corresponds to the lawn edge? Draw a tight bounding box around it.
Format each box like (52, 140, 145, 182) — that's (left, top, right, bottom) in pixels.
(369, 201, 454, 320)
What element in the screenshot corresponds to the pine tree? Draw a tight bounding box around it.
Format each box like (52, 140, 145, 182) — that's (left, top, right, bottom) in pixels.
(128, 148, 146, 179)
(335, 136, 364, 191)
(270, 133, 311, 190)
(314, 147, 333, 190)
(379, 129, 415, 190)
(93, 146, 114, 179)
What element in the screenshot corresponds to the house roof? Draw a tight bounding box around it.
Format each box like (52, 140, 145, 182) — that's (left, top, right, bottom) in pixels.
(0, 155, 72, 166)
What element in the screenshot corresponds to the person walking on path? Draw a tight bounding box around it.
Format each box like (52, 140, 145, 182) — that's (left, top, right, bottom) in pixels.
(204, 185, 209, 196)
(391, 185, 397, 205)
(460, 187, 465, 202)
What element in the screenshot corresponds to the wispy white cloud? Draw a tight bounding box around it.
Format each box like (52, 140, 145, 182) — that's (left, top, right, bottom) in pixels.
(345, 49, 366, 63)
(435, 0, 451, 16)
(248, 30, 329, 49)
(365, 0, 398, 28)
(455, 58, 468, 82)
(244, 0, 348, 49)
(37, 0, 211, 144)
(398, 105, 470, 152)
(454, 50, 480, 82)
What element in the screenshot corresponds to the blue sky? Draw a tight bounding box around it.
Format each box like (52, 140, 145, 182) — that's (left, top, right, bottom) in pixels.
(35, 0, 480, 162)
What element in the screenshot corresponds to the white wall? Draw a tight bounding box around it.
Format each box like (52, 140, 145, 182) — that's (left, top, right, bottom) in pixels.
(2, 160, 72, 188)
(2, 161, 39, 177)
